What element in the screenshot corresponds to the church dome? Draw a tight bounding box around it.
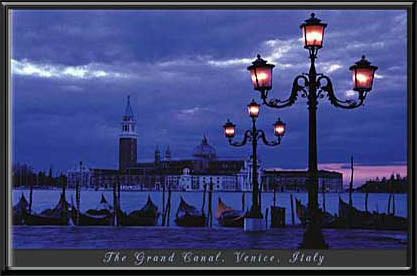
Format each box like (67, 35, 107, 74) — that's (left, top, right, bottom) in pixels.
(192, 135, 216, 159)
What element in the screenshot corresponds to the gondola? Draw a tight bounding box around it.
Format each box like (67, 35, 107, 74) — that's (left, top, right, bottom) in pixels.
(175, 197, 206, 227)
(13, 193, 29, 225)
(215, 197, 244, 227)
(71, 195, 114, 226)
(85, 194, 113, 216)
(23, 192, 70, 225)
(295, 198, 338, 227)
(119, 195, 160, 226)
(338, 197, 377, 229)
(338, 197, 407, 230)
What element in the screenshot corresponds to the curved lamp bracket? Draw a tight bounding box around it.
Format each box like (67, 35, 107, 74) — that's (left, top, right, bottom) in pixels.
(261, 75, 309, 109)
(228, 130, 253, 147)
(256, 130, 282, 146)
(317, 75, 366, 109)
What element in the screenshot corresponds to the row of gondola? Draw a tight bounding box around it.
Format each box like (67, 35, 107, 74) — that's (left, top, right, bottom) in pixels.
(14, 192, 407, 230)
(12, 193, 245, 228)
(295, 197, 408, 230)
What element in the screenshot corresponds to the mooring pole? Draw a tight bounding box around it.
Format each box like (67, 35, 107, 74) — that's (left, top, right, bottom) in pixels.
(166, 184, 172, 227)
(365, 191, 369, 213)
(273, 185, 277, 207)
(242, 192, 245, 212)
(208, 180, 213, 228)
(290, 194, 295, 225)
(113, 177, 117, 226)
(201, 183, 207, 216)
(322, 182, 326, 214)
(29, 174, 33, 214)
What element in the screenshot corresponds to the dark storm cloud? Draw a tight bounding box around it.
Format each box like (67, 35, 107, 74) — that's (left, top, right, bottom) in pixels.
(11, 9, 407, 174)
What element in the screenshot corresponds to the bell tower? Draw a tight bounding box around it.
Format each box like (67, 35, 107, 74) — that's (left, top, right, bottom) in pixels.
(119, 95, 137, 172)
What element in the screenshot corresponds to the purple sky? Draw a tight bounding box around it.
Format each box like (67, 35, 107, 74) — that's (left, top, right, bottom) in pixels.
(10, 10, 408, 185)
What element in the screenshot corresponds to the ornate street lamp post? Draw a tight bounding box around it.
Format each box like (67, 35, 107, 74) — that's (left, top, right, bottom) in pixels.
(223, 100, 286, 229)
(247, 13, 378, 247)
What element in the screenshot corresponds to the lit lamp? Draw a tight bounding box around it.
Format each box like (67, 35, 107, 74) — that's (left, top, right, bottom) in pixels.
(349, 55, 378, 92)
(247, 99, 260, 118)
(223, 120, 236, 138)
(274, 118, 286, 137)
(300, 13, 327, 49)
(247, 55, 275, 92)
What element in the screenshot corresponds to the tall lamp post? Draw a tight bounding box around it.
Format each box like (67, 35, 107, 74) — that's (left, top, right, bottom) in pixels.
(247, 13, 378, 247)
(223, 100, 286, 230)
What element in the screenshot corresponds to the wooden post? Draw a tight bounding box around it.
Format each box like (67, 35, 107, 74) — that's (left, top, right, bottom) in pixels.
(201, 183, 207, 216)
(273, 185, 277, 207)
(162, 182, 166, 226)
(166, 184, 171, 227)
(117, 176, 121, 224)
(365, 191, 369, 213)
(29, 173, 33, 214)
(241, 192, 245, 212)
(290, 194, 295, 225)
(62, 174, 66, 200)
(208, 180, 213, 228)
(113, 177, 117, 226)
(258, 180, 262, 212)
(162, 181, 166, 217)
(387, 193, 392, 215)
(392, 193, 396, 215)
(321, 181, 326, 214)
(76, 161, 82, 226)
(349, 156, 354, 208)
(265, 208, 269, 229)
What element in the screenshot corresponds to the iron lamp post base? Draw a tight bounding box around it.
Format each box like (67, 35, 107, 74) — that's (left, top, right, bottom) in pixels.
(299, 223, 329, 249)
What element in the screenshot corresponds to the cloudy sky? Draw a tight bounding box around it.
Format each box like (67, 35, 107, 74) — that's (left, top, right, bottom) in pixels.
(11, 9, 408, 185)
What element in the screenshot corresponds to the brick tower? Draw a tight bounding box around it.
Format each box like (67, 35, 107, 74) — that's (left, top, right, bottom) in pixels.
(119, 95, 137, 172)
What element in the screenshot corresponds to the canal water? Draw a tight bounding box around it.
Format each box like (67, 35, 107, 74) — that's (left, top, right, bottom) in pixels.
(11, 189, 408, 249)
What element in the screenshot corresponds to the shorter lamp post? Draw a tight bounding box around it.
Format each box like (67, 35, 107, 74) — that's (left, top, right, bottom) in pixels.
(223, 99, 286, 220)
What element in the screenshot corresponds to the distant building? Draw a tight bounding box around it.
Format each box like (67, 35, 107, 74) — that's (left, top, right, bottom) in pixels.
(66, 162, 91, 188)
(261, 169, 343, 193)
(83, 96, 259, 191)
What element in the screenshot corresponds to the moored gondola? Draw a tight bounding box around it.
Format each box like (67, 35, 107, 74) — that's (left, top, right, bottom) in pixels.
(13, 193, 29, 225)
(338, 197, 376, 229)
(215, 197, 244, 227)
(85, 194, 113, 216)
(295, 198, 338, 228)
(175, 197, 206, 227)
(338, 197, 407, 230)
(119, 195, 160, 226)
(23, 192, 70, 226)
(71, 195, 114, 226)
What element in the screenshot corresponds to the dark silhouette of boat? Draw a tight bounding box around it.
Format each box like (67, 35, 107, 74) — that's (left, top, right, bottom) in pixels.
(215, 197, 244, 227)
(295, 198, 338, 227)
(338, 197, 407, 230)
(23, 192, 70, 225)
(296, 197, 407, 230)
(119, 195, 160, 226)
(175, 197, 206, 227)
(71, 194, 114, 226)
(338, 197, 377, 229)
(13, 193, 29, 225)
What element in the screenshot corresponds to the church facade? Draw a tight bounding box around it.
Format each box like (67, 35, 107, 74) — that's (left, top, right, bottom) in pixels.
(84, 96, 258, 191)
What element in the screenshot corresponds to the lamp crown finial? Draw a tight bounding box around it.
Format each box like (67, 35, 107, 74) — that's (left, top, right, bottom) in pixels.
(311, 12, 315, 17)
(257, 54, 261, 59)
